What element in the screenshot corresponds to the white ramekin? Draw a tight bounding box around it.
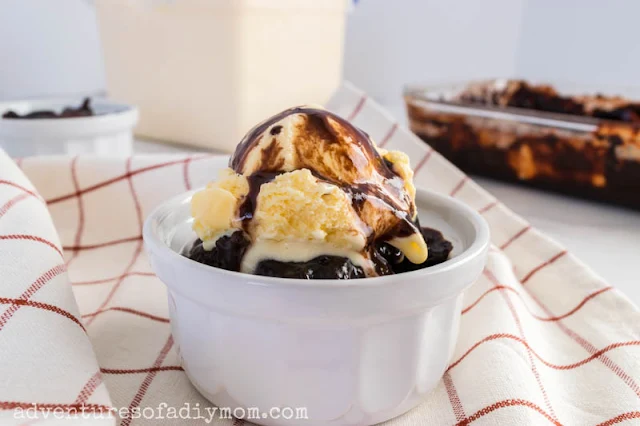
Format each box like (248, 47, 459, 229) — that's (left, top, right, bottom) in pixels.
(0, 98, 138, 157)
(143, 188, 490, 426)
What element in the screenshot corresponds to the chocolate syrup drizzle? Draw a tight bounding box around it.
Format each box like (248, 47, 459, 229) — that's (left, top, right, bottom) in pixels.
(238, 172, 279, 228)
(229, 107, 419, 238)
(229, 107, 421, 249)
(231, 107, 386, 175)
(3, 98, 94, 119)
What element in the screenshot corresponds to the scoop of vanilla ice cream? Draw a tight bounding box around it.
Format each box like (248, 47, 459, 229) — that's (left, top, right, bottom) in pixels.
(376, 148, 416, 205)
(191, 168, 248, 246)
(252, 169, 367, 249)
(191, 105, 429, 276)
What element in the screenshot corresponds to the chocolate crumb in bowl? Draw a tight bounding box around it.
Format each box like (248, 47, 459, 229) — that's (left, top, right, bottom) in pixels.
(254, 256, 366, 280)
(2, 98, 94, 119)
(187, 228, 452, 277)
(188, 233, 251, 272)
(390, 227, 454, 273)
(186, 105, 453, 279)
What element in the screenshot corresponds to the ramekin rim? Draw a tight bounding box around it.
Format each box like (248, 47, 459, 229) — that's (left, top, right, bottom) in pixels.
(143, 186, 491, 290)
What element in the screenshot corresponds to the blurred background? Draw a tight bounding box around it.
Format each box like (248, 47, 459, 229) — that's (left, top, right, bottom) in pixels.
(2, 0, 639, 102)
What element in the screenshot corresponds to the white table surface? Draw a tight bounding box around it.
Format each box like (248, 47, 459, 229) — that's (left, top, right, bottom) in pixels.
(473, 176, 639, 305)
(133, 136, 640, 308)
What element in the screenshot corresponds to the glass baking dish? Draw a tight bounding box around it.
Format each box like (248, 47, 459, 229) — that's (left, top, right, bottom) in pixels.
(404, 79, 640, 210)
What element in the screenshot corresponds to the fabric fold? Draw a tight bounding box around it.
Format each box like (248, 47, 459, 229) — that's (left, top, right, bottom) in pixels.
(0, 82, 637, 425)
(0, 151, 114, 426)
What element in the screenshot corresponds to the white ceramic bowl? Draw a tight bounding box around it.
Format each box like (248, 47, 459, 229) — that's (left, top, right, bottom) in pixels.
(0, 98, 138, 157)
(143, 188, 490, 426)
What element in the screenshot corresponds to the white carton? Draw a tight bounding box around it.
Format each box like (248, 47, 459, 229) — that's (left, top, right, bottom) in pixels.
(96, 0, 348, 152)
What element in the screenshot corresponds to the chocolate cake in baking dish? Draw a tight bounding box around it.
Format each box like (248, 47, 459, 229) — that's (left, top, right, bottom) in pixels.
(405, 79, 640, 210)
